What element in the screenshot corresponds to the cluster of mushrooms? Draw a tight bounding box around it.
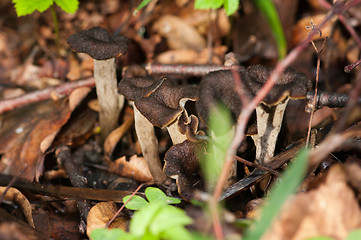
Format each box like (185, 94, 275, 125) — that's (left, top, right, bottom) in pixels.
(68, 27, 312, 201)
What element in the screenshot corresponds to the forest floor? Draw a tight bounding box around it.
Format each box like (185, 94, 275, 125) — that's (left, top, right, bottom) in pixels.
(0, 0, 361, 239)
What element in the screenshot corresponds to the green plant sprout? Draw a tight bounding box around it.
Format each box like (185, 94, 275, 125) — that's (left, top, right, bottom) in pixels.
(201, 103, 233, 191)
(306, 229, 361, 240)
(91, 187, 194, 240)
(253, 0, 287, 59)
(194, 0, 239, 16)
(243, 148, 309, 240)
(12, 0, 79, 52)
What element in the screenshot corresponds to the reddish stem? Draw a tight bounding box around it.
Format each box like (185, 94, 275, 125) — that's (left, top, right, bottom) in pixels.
(0, 78, 95, 114)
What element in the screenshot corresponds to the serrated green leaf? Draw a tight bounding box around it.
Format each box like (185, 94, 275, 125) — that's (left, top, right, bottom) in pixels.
(346, 229, 361, 240)
(254, 0, 287, 59)
(223, 0, 239, 15)
(90, 228, 135, 240)
(243, 148, 309, 240)
(149, 205, 192, 235)
(145, 187, 181, 205)
(129, 202, 163, 236)
(123, 195, 149, 210)
(54, 0, 79, 13)
(194, 0, 224, 10)
(12, 0, 53, 16)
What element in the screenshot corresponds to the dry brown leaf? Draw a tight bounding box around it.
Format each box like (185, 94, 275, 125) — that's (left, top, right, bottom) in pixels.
(262, 164, 361, 240)
(0, 187, 34, 228)
(68, 87, 92, 111)
(153, 15, 206, 51)
(292, 14, 337, 46)
(155, 46, 227, 64)
(109, 155, 153, 182)
(0, 99, 72, 180)
(51, 107, 97, 148)
(104, 107, 134, 158)
(87, 201, 128, 237)
(66, 54, 82, 81)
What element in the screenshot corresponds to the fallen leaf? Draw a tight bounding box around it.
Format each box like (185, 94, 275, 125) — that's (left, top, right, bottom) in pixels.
(155, 46, 227, 64)
(0, 99, 71, 180)
(109, 155, 153, 182)
(87, 201, 128, 237)
(153, 15, 206, 51)
(0, 187, 34, 228)
(292, 14, 337, 46)
(262, 164, 361, 240)
(104, 106, 134, 158)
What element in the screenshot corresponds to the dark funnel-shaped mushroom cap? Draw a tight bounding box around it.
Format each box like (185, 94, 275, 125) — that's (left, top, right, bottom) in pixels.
(67, 27, 128, 60)
(244, 65, 312, 106)
(119, 75, 198, 128)
(196, 65, 312, 125)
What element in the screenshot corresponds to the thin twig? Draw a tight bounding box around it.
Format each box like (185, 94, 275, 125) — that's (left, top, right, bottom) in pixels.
(0, 77, 95, 114)
(345, 58, 361, 73)
(145, 63, 244, 76)
(317, 0, 361, 49)
(106, 181, 154, 228)
(234, 156, 280, 176)
(306, 38, 327, 147)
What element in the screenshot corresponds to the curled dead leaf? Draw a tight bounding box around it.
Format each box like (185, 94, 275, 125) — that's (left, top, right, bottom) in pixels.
(110, 155, 153, 182)
(87, 201, 128, 237)
(0, 187, 34, 228)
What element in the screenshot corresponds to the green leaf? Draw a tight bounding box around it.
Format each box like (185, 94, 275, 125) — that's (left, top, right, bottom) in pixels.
(201, 103, 233, 190)
(254, 0, 287, 59)
(160, 226, 193, 240)
(54, 0, 79, 14)
(136, 0, 152, 11)
(194, 0, 224, 10)
(12, 0, 53, 16)
(223, 0, 239, 16)
(90, 228, 135, 240)
(243, 148, 309, 240)
(145, 187, 181, 205)
(346, 229, 361, 240)
(145, 187, 167, 203)
(133, 0, 153, 15)
(129, 202, 163, 237)
(306, 237, 334, 240)
(149, 205, 193, 235)
(123, 195, 149, 210)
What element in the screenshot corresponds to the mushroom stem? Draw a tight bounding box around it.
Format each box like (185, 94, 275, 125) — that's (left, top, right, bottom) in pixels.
(166, 120, 187, 145)
(252, 98, 289, 165)
(94, 58, 124, 140)
(133, 105, 167, 183)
